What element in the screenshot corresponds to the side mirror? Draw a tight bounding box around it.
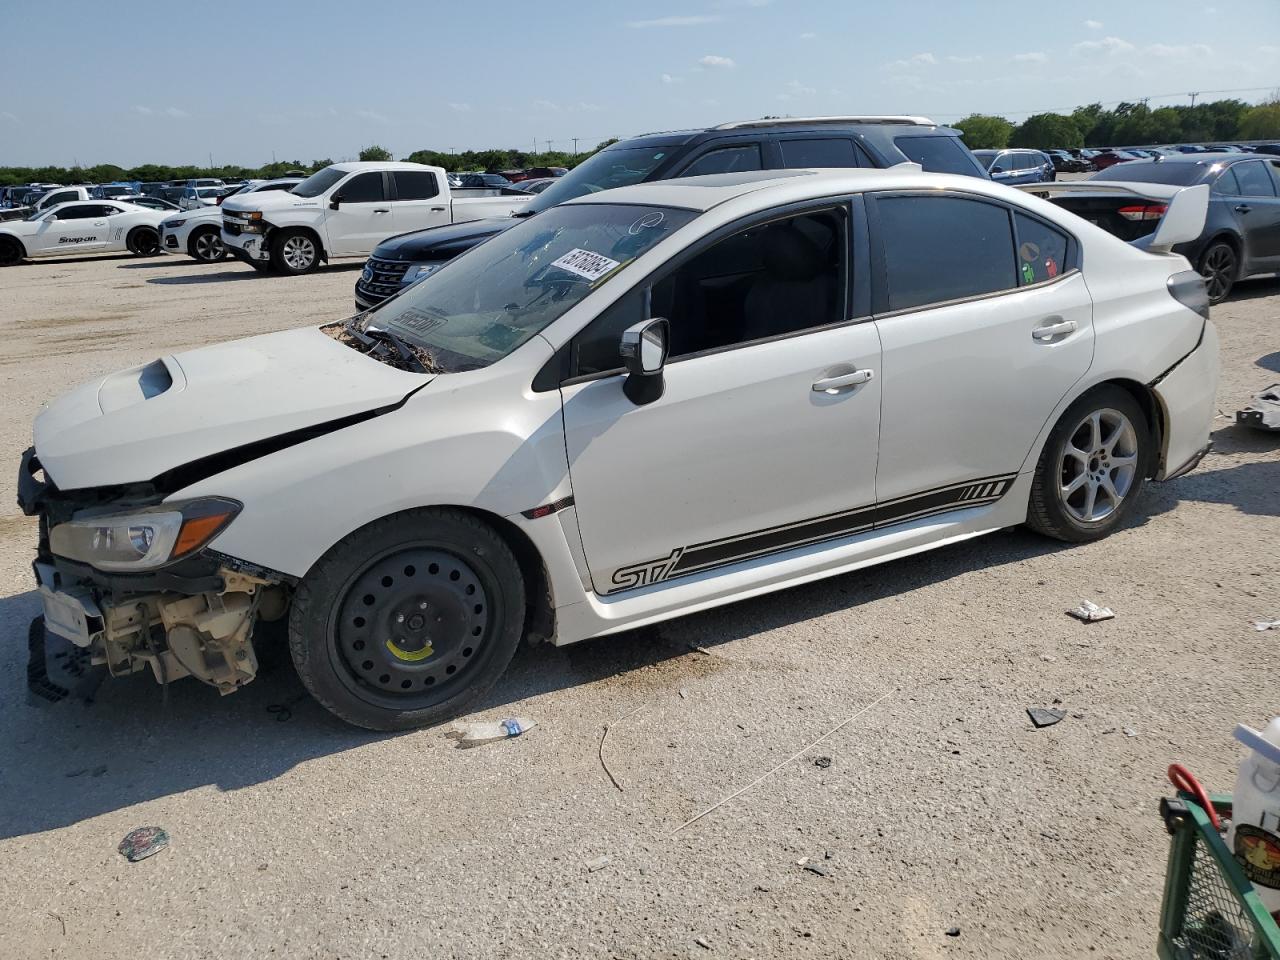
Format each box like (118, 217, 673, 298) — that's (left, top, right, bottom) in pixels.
(990, 165, 1006, 174)
(329, 194, 342, 210)
(619, 318, 669, 405)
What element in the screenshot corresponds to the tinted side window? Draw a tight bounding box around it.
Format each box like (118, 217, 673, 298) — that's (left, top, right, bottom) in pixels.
(1234, 161, 1277, 197)
(1213, 168, 1242, 195)
(653, 208, 847, 358)
(778, 138, 865, 169)
(894, 136, 983, 177)
(1014, 213, 1069, 285)
(393, 171, 440, 200)
(681, 144, 763, 177)
(340, 172, 386, 203)
(46, 190, 78, 206)
(875, 195, 1016, 311)
(55, 205, 100, 220)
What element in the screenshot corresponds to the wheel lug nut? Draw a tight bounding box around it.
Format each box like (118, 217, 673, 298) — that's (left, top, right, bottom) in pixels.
(418, 602, 428, 610)
(396, 614, 405, 623)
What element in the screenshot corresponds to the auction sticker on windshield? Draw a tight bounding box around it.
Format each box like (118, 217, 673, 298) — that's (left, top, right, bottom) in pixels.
(550, 248, 621, 282)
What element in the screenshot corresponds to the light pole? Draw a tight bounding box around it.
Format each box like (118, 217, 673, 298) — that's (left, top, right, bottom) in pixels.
(572, 138, 579, 155)
(1189, 91, 1200, 107)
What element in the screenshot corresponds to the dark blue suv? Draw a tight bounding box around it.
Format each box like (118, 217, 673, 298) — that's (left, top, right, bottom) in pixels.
(973, 149, 1056, 185)
(354, 116, 988, 309)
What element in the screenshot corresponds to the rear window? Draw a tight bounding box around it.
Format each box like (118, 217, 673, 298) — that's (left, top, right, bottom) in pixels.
(1233, 161, 1277, 197)
(894, 136, 985, 177)
(1014, 213, 1069, 285)
(875, 194, 1017, 311)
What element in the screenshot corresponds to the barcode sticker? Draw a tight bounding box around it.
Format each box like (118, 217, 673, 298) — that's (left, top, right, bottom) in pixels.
(550, 248, 621, 282)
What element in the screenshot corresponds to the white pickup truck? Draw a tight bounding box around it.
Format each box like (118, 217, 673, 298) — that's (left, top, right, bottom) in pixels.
(220, 161, 531, 274)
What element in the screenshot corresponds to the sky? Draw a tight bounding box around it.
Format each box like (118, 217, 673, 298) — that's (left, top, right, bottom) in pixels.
(1, 0, 1276, 168)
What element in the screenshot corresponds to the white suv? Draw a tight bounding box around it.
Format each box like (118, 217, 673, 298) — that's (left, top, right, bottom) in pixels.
(21, 168, 1217, 730)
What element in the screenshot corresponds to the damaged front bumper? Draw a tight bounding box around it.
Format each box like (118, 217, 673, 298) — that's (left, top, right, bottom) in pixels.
(20, 447, 290, 704)
(221, 221, 271, 263)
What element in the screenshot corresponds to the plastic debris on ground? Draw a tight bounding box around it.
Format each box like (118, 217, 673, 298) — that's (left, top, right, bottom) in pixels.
(1236, 384, 1280, 431)
(447, 717, 536, 748)
(1253, 619, 1280, 632)
(585, 855, 612, 873)
(1028, 707, 1067, 728)
(118, 826, 168, 862)
(1067, 600, 1115, 623)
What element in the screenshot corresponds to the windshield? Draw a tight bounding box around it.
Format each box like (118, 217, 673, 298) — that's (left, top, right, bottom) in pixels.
(368, 202, 695, 371)
(196, 188, 222, 197)
(973, 150, 998, 170)
(290, 167, 346, 198)
(99, 185, 130, 197)
(1091, 162, 1208, 186)
(522, 146, 672, 215)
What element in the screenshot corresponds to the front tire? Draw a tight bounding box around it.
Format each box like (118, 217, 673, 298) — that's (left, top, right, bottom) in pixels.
(188, 226, 226, 263)
(1026, 386, 1151, 543)
(0, 236, 23, 266)
(271, 229, 320, 275)
(289, 509, 526, 731)
(126, 226, 161, 257)
(1199, 241, 1237, 304)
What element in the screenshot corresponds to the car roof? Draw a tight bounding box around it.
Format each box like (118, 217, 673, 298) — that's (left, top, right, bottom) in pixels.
(567, 166, 1011, 213)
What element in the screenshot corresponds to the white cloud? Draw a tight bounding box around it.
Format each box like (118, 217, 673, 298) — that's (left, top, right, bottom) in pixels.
(799, 32, 817, 40)
(1012, 51, 1047, 63)
(164, 106, 189, 118)
(1084, 19, 1103, 29)
(448, 102, 472, 112)
(1072, 35, 1136, 55)
(0, 111, 16, 122)
(661, 73, 684, 84)
(627, 15, 721, 28)
(887, 52, 937, 69)
(132, 105, 153, 115)
(570, 102, 603, 113)
(1260, 44, 1280, 57)
(532, 99, 561, 112)
(777, 79, 817, 101)
(356, 109, 389, 123)
(1145, 42, 1212, 58)
(699, 54, 736, 68)
(946, 54, 983, 63)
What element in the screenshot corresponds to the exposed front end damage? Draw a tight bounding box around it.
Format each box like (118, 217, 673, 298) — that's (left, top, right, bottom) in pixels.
(19, 447, 291, 704)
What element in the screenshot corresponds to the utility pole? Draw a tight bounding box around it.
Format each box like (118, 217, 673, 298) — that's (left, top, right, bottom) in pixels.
(545, 139, 553, 153)
(208, 152, 213, 170)
(572, 138, 579, 155)
(1189, 91, 1200, 107)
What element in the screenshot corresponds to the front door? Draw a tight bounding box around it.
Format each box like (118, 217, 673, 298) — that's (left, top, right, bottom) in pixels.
(1230, 159, 1280, 270)
(33, 204, 111, 254)
(326, 171, 393, 256)
(561, 204, 883, 596)
(868, 192, 1094, 507)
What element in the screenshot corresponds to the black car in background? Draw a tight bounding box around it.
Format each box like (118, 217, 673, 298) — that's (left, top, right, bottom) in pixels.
(354, 115, 988, 308)
(1044, 153, 1280, 302)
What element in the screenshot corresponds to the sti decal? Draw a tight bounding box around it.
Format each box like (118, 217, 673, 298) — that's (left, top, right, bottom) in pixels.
(605, 474, 1016, 595)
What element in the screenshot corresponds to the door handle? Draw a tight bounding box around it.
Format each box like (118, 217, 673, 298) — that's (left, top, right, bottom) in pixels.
(430, 206, 446, 212)
(373, 208, 390, 214)
(1032, 319, 1077, 341)
(1235, 204, 1252, 214)
(812, 369, 874, 393)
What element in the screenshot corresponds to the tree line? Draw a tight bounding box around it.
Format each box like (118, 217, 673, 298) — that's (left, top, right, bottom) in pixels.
(0, 140, 619, 188)
(954, 95, 1280, 150)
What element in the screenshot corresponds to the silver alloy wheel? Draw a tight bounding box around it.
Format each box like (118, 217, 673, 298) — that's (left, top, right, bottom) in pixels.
(194, 231, 224, 261)
(1058, 408, 1139, 523)
(282, 235, 316, 271)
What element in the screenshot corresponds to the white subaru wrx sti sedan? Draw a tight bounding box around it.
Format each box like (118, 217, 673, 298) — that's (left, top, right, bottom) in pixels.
(0, 201, 163, 265)
(20, 168, 1218, 730)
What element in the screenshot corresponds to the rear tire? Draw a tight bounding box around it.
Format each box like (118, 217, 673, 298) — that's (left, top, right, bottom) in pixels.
(1198, 241, 1237, 304)
(1026, 385, 1151, 543)
(126, 226, 161, 257)
(271, 229, 320, 275)
(0, 236, 23, 266)
(188, 226, 226, 263)
(289, 508, 526, 731)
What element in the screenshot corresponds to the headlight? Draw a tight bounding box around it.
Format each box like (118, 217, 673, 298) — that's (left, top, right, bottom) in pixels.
(49, 498, 241, 572)
(244, 211, 263, 221)
(163, 219, 186, 229)
(405, 262, 442, 283)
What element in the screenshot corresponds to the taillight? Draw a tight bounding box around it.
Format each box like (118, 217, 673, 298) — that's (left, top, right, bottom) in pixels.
(1117, 203, 1168, 221)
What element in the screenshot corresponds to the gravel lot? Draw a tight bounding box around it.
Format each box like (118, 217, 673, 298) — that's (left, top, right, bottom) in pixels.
(0, 249, 1276, 960)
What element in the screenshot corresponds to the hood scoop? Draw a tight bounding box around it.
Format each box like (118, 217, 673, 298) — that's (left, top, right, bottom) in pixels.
(98, 359, 178, 413)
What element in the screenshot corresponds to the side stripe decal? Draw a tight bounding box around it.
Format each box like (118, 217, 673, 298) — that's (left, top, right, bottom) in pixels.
(605, 473, 1016, 595)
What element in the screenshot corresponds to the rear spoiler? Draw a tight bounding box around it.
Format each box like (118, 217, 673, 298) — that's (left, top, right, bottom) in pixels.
(1017, 181, 1209, 255)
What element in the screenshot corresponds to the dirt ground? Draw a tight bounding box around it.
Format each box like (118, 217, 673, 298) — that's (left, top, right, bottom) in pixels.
(0, 249, 1276, 960)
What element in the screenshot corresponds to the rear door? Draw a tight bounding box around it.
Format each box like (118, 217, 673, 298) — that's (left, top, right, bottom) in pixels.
(327, 171, 393, 255)
(867, 191, 1093, 508)
(1230, 159, 1280, 270)
(389, 169, 451, 232)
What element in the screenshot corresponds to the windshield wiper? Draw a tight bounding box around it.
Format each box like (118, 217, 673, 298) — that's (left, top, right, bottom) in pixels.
(343, 317, 438, 374)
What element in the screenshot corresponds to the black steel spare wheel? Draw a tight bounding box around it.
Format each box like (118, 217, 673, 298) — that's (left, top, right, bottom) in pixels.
(289, 508, 526, 731)
(336, 547, 491, 705)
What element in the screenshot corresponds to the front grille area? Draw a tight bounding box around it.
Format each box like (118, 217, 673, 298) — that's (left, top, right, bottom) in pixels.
(222, 219, 242, 236)
(357, 257, 412, 302)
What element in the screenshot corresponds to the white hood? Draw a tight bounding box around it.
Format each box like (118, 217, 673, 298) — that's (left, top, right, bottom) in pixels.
(221, 190, 322, 216)
(34, 327, 428, 490)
